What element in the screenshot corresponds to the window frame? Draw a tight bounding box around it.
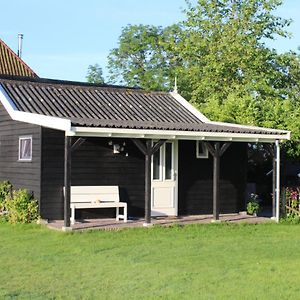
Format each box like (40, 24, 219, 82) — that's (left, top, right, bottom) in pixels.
(18, 136, 32, 162)
(151, 141, 175, 182)
(196, 141, 209, 159)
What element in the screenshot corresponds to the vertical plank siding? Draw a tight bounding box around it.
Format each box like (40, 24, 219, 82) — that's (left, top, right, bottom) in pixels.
(178, 141, 247, 215)
(40, 128, 145, 219)
(0, 108, 248, 220)
(41, 132, 247, 220)
(0, 103, 41, 203)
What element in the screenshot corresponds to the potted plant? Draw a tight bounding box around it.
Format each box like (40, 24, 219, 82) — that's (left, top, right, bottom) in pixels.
(246, 193, 260, 216)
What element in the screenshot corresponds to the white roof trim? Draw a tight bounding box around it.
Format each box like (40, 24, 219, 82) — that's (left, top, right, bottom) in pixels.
(169, 91, 290, 140)
(68, 126, 290, 143)
(0, 85, 71, 131)
(0, 84, 290, 142)
(169, 91, 210, 122)
(208, 120, 290, 135)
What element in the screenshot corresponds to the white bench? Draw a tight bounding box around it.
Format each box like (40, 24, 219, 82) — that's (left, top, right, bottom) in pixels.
(68, 186, 127, 225)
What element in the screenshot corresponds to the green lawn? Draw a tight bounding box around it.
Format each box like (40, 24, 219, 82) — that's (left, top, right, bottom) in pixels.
(1, 223, 300, 299)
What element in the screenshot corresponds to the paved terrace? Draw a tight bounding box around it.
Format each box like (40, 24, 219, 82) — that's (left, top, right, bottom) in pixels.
(47, 213, 273, 231)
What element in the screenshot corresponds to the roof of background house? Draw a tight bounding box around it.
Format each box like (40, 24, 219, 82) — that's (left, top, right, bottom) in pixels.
(0, 76, 290, 139)
(0, 39, 38, 78)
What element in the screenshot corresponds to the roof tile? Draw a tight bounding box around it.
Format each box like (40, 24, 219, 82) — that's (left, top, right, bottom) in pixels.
(0, 39, 37, 78)
(0, 77, 288, 136)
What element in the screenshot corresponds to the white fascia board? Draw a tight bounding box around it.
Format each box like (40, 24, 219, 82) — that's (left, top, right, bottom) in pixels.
(69, 126, 289, 143)
(208, 120, 290, 136)
(168, 91, 290, 140)
(169, 91, 210, 122)
(0, 85, 71, 131)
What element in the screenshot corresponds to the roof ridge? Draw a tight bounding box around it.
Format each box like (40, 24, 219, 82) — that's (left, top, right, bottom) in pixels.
(0, 38, 38, 77)
(0, 75, 170, 95)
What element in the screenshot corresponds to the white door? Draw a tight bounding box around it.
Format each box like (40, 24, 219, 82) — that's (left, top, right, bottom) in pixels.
(151, 141, 178, 216)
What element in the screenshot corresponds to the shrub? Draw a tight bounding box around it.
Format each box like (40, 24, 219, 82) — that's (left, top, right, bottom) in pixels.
(246, 193, 260, 215)
(0, 180, 12, 212)
(280, 213, 300, 224)
(3, 189, 39, 224)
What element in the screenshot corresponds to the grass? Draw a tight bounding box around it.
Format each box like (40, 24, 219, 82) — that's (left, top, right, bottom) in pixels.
(1, 223, 300, 299)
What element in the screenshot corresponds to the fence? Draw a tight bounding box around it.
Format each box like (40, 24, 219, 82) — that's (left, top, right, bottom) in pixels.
(284, 187, 300, 216)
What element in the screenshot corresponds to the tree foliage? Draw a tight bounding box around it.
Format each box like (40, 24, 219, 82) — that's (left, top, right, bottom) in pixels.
(86, 64, 105, 84)
(106, 0, 300, 156)
(108, 24, 182, 91)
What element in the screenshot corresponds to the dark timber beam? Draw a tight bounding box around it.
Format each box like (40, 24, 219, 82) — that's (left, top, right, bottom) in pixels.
(71, 137, 86, 152)
(63, 136, 72, 229)
(205, 142, 231, 221)
(131, 138, 166, 225)
(145, 139, 152, 225)
(265, 144, 276, 218)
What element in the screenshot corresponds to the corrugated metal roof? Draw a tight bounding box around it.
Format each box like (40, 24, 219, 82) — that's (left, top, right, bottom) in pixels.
(0, 39, 37, 78)
(0, 77, 288, 136)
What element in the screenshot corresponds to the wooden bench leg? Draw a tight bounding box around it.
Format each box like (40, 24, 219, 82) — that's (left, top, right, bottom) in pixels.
(124, 204, 127, 223)
(71, 206, 75, 225)
(116, 207, 119, 221)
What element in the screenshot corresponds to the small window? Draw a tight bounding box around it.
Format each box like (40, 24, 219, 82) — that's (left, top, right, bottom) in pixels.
(165, 142, 173, 180)
(152, 145, 161, 180)
(19, 136, 32, 161)
(196, 141, 208, 159)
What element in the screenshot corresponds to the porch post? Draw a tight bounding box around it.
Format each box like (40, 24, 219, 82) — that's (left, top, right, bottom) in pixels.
(265, 144, 276, 218)
(131, 138, 166, 226)
(145, 140, 152, 225)
(205, 142, 231, 222)
(272, 148, 276, 218)
(275, 140, 280, 223)
(63, 135, 72, 229)
(213, 142, 220, 221)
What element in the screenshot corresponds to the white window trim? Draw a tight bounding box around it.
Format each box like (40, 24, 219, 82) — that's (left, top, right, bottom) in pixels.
(196, 141, 209, 159)
(18, 136, 32, 162)
(164, 142, 174, 181)
(152, 143, 163, 181)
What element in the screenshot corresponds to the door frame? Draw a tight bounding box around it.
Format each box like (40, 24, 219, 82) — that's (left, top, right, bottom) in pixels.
(151, 140, 178, 216)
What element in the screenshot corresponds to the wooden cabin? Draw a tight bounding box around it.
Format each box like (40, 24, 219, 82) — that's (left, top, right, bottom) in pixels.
(0, 76, 290, 228)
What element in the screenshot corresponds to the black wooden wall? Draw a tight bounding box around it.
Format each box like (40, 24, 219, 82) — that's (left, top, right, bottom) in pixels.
(0, 103, 41, 204)
(40, 130, 247, 220)
(0, 105, 248, 220)
(40, 129, 145, 219)
(178, 141, 247, 215)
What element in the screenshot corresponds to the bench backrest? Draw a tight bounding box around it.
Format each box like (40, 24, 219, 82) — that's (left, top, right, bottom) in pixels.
(68, 186, 120, 204)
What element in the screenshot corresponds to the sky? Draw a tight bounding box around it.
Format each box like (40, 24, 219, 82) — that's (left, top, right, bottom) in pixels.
(1, 0, 299, 82)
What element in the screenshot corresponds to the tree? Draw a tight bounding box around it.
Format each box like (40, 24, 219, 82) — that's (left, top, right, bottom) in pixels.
(86, 64, 105, 84)
(106, 0, 300, 155)
(108, 24, 183, 91)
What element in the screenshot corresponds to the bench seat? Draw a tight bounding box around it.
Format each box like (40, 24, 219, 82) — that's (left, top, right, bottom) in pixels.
(67, 186, 127, 225)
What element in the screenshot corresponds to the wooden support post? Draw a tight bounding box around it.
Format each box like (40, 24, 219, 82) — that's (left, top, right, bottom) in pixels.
(64, 135, 72, 229)
(131, 138, 166, 226)
(205, 142, 231, 222)
(265, 144, 276, 219)
(275, 140, 280, 222)
(145, 140, 152, 225)
(272, 147, 276, 218)
(213, 142, 220, 220)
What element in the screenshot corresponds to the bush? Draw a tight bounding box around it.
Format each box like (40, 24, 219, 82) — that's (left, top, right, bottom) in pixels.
(0, 181, 12, 212)
(246, 193, 260, 215)
(3, 189, 39, 224)
(280, 213, 300, 224)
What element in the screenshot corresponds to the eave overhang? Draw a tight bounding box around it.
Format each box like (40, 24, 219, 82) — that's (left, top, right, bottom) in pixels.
(67, 126, 290, 143)
(0, 82, 291, 143)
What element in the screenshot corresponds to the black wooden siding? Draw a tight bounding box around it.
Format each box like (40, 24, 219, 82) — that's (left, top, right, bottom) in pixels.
(40, 129, 145, 219)
(178, 141, 247, 215)
(40, 130, 247, 220)
(0, 107, 247, 220)
(0, 103, 41, 205)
